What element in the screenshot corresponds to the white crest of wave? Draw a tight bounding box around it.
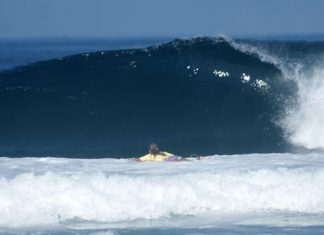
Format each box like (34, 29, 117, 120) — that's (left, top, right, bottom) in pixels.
(284, 67, 324, 149)
(1, 155, 324, 228)
(230, 39, 324, 150)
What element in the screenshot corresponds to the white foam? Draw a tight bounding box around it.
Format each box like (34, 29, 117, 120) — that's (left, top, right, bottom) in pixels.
(1, 153, 324, 228)
(213, 70, 230, 78)
(230, 39, 324, 150)
(255, 79, 269, 89)
(283, 67, 324, 149)
(241, 73, 251, 82)
(90, 232, 116, 235)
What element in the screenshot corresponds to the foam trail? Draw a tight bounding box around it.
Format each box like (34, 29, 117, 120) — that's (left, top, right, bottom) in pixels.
(1, 154, 324, 228)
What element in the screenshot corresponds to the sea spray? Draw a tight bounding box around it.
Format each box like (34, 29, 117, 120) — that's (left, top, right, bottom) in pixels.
(231, 39, 324, 150)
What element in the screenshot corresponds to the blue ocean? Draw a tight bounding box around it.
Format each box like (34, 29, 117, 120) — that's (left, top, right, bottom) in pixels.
(1, 37, 324, 234)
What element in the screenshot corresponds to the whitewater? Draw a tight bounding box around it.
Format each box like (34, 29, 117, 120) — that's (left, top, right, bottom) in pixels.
(230, 38, 324, 151)
(1, 153, 324, 233)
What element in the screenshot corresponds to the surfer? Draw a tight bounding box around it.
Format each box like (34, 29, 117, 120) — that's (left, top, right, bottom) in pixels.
(131, 143, 188, 162)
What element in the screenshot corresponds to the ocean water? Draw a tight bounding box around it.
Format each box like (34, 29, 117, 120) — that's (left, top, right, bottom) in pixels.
(1, 36, 324, 234)
(0, 37, 295, 157)
(1, 154, 324, 234)
(0, 38, 169, 71)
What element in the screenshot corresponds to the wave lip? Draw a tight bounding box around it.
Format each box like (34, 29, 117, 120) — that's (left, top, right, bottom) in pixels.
(282, 67, 324, 150)
(230, 39, 324, 151)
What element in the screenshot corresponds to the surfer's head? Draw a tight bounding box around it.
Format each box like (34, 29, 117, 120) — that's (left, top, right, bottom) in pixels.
(149, 143, 160, 155)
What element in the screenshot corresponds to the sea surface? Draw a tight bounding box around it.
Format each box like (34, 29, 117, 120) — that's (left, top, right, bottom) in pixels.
(1, 37, 324, 234)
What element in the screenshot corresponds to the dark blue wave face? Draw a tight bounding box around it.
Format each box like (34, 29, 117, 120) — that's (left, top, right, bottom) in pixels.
(0, 37, 295, 157)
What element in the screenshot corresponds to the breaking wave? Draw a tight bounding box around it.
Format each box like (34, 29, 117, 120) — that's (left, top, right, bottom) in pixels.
(231, 39, 324, 151)
(0, 37, 301, 157)
(0, 154, 324, 228)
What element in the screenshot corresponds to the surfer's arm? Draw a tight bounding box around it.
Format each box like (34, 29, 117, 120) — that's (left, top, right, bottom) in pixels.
(129, 154, 151, 162)
(138, 154, 152, 161)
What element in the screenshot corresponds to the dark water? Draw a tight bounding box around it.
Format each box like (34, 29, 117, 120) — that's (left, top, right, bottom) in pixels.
(0, 38, 170, 71)
(0, 37, 316, 157)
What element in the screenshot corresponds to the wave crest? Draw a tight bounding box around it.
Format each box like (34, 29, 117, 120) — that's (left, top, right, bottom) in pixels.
(1, 160, 324, 228)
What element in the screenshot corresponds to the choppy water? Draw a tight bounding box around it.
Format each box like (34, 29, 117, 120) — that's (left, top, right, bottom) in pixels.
(1, 153, 324, 234)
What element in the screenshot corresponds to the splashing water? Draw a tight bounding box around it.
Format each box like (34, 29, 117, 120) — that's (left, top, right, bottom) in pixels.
(231, 39, 324, 150)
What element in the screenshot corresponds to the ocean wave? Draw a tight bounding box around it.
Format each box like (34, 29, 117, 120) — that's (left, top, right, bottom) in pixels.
(0, 37, 294, 157)
(231, 39, 324, 150)
(0, 153, 324, 228)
